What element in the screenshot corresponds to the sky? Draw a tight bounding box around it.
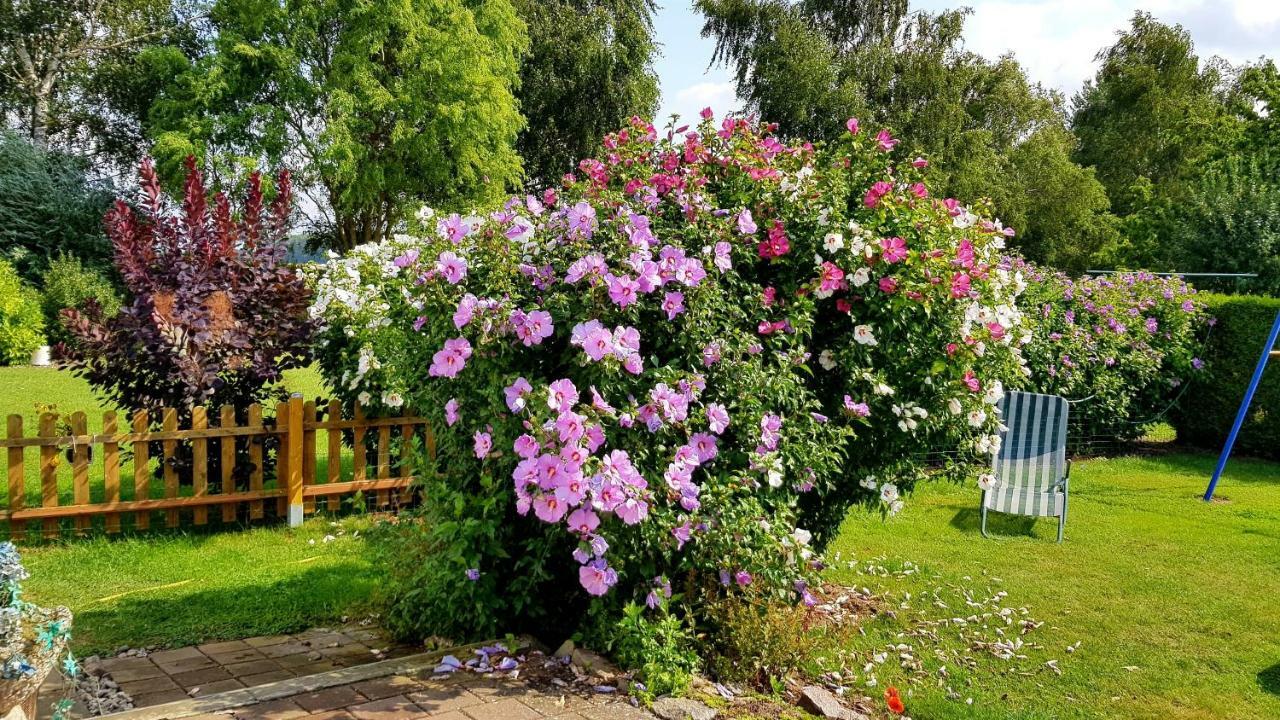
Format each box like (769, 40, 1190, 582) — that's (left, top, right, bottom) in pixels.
(654, 0, 1280, 124)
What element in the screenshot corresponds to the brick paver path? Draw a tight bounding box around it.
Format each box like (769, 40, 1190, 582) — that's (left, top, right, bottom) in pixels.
(158, 670, 652, 720)
(89, 627, 416, 708)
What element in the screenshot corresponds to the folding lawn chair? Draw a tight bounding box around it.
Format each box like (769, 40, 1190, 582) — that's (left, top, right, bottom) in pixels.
(981, 390, 1071, 542)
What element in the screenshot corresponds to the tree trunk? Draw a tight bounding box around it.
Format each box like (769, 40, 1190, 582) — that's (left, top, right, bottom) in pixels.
(333, 210, 390, 254)
(30, 91, 50, 148)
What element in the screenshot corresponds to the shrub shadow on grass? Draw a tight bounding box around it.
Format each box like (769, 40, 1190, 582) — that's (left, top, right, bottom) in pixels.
(950, 507, 1043, 539)
(68, 562, 377, 653)
(1259, 662, 1280, 697)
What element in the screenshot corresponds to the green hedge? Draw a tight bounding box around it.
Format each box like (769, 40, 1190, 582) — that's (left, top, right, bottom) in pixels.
(1171, 294, 1280, 459)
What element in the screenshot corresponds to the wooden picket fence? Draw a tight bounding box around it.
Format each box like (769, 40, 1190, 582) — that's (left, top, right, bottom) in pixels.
(0, 395, 434, 540)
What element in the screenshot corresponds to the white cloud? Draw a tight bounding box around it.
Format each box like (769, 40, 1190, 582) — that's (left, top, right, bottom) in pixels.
(926, 0, 1280, 97)
(661, 80, 740, 126)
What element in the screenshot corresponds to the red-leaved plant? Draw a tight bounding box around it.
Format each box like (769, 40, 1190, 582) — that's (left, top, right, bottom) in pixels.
(58, 157, 316, 417)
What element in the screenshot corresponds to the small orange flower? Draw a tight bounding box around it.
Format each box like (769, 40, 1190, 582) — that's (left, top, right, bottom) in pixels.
(884, 687, 905, 714)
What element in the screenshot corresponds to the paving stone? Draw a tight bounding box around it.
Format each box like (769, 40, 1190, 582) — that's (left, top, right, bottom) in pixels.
(200, 640, 254, 655)
(131, 688, 191, 707)
(298, 631, 349, 649)
(347, 695, 424, 720)
(287, 660, 342, 675)
(120, 675, 181, 695)
(465, 679, 536, 702)
(277, 652, 330, 669)
(159, 654, 220, 674)
(245, 635, 294, 648)
(319, 643, 373, 660)
(519, 693, 592, 717)
(190, 678, 247, 696)
(210, 647, 271, 665)
(650, 698, 716, 720)
(241, 669, 298, 686)
(226, 659, 288, 678)
(350, 676, 425, 701)
(232, 698, 309, 720)
(101, 656, 161, 672)
(172, 665, 234, 688)
(100, 655, 163, 676)
(303, 712, 356, 720)
(262, 641, 314, 659)
(293, 685, 369, 713)
(151, 646, 208, 664)
(185, 714, 237, 720)
(462, 698, 540, 720)
(102, 660, 165, 682)
(576, 703, 652, 720)
(406, 687, 485, 715)
(426, 713, 472, 720)
(341, 629, 382, 644)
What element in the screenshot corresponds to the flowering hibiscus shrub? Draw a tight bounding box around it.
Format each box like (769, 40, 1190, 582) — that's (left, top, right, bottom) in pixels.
(1011, 260, 1209, 445)
(309, 114, 1026, 647)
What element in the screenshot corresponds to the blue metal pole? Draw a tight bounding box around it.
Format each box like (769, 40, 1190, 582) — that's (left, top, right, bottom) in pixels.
(1204, 310, 1280, 501)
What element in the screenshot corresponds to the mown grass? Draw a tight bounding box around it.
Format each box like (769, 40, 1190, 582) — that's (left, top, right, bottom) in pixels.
(9, 370, 1277, 719)
(20, 516, 377, 655)
(823, 452, 1280, 720)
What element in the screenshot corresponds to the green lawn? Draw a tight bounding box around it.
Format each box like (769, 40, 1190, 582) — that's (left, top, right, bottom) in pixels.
(8, 369, 1278, 720)
(824, 452, 1280, 720)
(21, 517, 377, 655)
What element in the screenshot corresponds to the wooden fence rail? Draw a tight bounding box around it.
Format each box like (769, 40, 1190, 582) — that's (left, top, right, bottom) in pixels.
(0, 395, 434, 540)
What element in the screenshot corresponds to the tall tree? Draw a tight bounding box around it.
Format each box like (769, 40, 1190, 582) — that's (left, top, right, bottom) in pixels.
(1164, 60, 1280, 290)
(1071, 12, 1233, 218)
(0, 131, 116, 280)
(0, 0, 191, 151)
(512, 0, 658, 186)
(697, 3, 1118, 270)
(1233, 60, 1280, 167)
(148, 0, 527, 251)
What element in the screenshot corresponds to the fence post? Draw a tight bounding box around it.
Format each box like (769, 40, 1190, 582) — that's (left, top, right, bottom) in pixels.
(286, 393, 305, 527)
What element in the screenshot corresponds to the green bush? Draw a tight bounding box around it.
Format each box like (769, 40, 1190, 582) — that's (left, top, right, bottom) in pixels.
(40, 254, 122, 346)
(610, 603, 701, 702)
(0, 259, 45, 365)
(0, 133, 115, 282)
(1171, 294, 1280, 460)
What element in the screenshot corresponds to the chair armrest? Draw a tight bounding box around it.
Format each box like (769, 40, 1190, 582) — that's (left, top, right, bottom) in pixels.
(1052, 460, 1072, 491)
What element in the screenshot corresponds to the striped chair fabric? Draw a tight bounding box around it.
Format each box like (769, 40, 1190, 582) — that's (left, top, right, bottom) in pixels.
(983, 391, 1070, 531)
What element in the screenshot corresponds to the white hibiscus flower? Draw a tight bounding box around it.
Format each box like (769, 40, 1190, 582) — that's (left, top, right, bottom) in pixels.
(823, 232, 845, 253)
(880, 483, 899, 503)
(853, 324, 878, 346)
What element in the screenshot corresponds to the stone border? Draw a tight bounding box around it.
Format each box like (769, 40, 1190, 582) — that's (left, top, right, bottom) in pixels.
(95, 643, 485, 720)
